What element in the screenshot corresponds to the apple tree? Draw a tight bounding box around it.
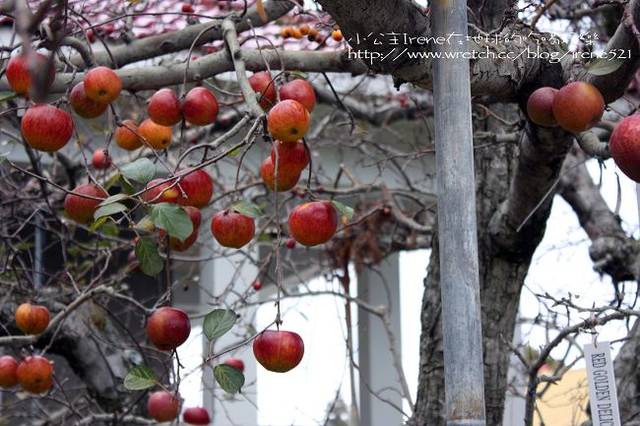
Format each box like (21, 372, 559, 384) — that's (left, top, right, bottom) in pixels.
(1, 0, 640, 425)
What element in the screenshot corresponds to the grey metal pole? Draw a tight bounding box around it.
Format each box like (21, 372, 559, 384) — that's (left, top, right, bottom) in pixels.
(431, 1, 487, 425)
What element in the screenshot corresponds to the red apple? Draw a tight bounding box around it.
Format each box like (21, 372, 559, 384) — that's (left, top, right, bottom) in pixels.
(139, 118, 173, 150)
(115, 120, 143, 151)
(285, 238, 296, 249)
(288, 201, 338, 246)
(183, 87, 219, 126)
(211, 210, 255, 249)
(0, 356, 19, 388)
(70, 82, 109, 119)
(21, 104, 74, 152)
(552, 81, 605, 133)
(142, 178, 180, 204)
(147, 390, 181, 422)
(252, 280, 262, 291)
(181, 3, 195, 13)
(270, 140, 309, 174)
(610, 113, 640, 182)
(253, 330, 304, 373)
(279, 79, 316, 112)
(92, 149, 112, 169)
(169, 206, 201, 251)
(146, 306, 191, 351)
(16, 355, 53, 394)
(176, 168, 214, 208)
(148, 88, 182, 126)
(267, 100, 311, 143)
(64, 183, 108, 224)
(15, 303, 50, 335)
(248, 71, 278, 111)
(183, 406, 211, 425)
(526, 87, 558, 127)
(6, 53, 55, 96)
(223, 358, 245, 372)
(83, 66, 122, 104)
(260, 156, 301, 192)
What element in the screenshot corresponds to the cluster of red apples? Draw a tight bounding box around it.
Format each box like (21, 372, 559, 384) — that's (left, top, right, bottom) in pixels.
(1, 304, 54, 394)
(526, 81, 605, 133)
(528, 81, 640, 185)
(143, 307, 304, 423)
(7, 52, 340, 424)
(250, 71, 340, 247)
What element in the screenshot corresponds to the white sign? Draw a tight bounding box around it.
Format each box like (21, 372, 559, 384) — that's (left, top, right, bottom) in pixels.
(584, 342, 621, 426)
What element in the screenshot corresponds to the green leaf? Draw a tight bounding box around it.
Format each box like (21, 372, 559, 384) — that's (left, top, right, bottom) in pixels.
(203, 309, 237, 341)
(331, 200, 354, 221)
(104, 173, 122, 190)
(99, 193, 130, 206)
(124, 365, 157, 390)
(134, 215, 156, 232)
(0, 91, 17, 103)
(135, 237, 164, 276)
(585, 57, 625, 76)
(213, 364, 245, 394)
(90, 216, 109, 231)
(121, 158, 156, 184)
(231, 200, 264, 218)
(94, 202, 128, 220)
(119, 175, 136, 194)
(150, 203, 193, 241)
(101, 221, 119, 237)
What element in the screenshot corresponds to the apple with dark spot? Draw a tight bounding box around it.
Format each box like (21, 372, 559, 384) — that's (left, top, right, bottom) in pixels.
(83, 66, 122, 104)
(267, 100, 311, 143)
(139, 118, 173, 150)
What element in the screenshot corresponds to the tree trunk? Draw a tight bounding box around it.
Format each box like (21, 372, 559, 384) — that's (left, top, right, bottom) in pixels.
(411, 106, 572, 425)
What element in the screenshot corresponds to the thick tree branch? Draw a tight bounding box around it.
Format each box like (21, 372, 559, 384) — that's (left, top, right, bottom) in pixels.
(67, 0, 295, 68)
(0, 49, 369, 93)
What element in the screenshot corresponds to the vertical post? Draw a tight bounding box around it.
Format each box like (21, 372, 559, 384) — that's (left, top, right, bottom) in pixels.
(431, 1, 487, 425)
(356, 253, 403, 426)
